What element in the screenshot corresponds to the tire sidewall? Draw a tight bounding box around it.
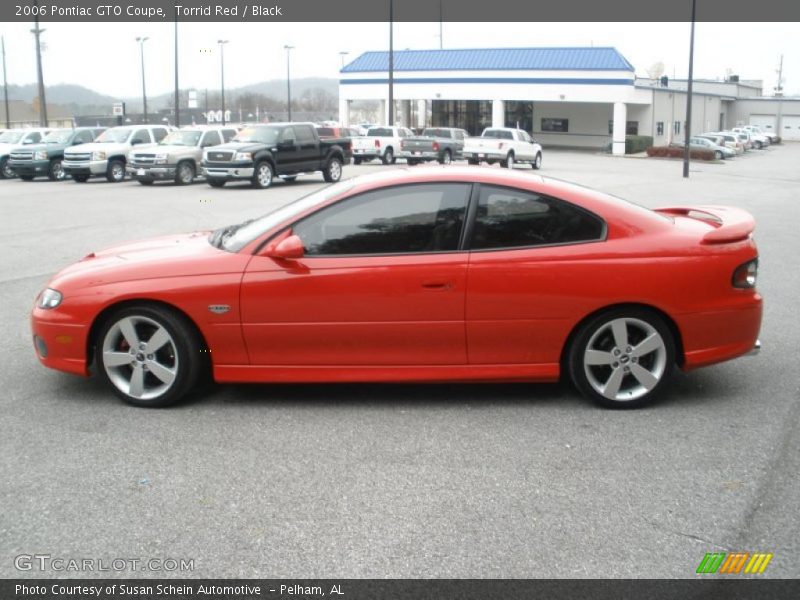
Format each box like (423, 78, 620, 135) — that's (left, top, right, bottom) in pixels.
(568, 307, 676, 409)
(94, 305, 201, 408)
(107, 160, 125, 183)
(252, 161, 274, 188)
(324, 157, 342, 182)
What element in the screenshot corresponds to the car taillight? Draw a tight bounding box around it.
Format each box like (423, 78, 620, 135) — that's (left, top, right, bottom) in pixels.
(432, 141, 440, 151)
(732, 258, 758, 289)
(375, 139, 381, 148)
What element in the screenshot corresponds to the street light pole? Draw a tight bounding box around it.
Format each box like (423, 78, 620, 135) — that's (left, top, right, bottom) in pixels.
(1, 36, 10, 129)
(218, 40, 229, 125)
(135, 36, 149, 123)
(388, 0, 394, 126)
(682, 0, 697, 179)
(284, 45, 294, 122)
(31, 1, 48, 126)
(173, 11, 179, 127)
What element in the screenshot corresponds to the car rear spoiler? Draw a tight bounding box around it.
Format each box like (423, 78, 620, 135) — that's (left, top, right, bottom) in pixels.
(655, 205, 756, 244)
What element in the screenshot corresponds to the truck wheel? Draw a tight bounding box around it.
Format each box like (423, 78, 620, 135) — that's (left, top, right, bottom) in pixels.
(533, 153, 542, 170)
(106, 159, 126, 183)
(207, 179, 225, 188)
(72, 175, 89, 183)
(175, 161, 195, 185)
(382, 147, 395, 165)
(438, 150, 452, 165)
(501, 153, 515, 169)
(252, 161, 274, 189)
(48, 159, 66, 181)
(323, 156, 343, 183)
(0, 158, 14, 179)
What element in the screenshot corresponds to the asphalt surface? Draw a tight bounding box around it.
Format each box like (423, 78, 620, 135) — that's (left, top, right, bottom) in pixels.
(1, 146, 798, 579)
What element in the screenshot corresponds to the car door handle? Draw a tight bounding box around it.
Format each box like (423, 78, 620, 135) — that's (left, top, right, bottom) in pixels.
(422, 282, 452, 290)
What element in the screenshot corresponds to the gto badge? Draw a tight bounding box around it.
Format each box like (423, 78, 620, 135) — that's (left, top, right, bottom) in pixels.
(208, 304, 231, 315)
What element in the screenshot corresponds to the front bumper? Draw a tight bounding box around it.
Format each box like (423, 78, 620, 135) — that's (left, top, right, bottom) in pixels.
(30, 310, 90, 377)
(63, 159, 108, 176)
(128, 165, 177, 180)
(202, 163, 255, 181)
(8, 159, 49, 176)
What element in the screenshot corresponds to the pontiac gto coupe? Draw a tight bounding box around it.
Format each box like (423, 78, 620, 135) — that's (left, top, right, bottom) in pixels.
(31, 167, 762, 408)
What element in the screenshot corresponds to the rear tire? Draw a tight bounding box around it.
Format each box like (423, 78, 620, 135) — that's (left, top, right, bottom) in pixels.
(382, 147, 395, 165)
(95, 304, 203, 408)
(500, 153, 515, 169)
(323, 156, 343, 183)
(438, 150, 452, 165)
(568, 307, 676, 409)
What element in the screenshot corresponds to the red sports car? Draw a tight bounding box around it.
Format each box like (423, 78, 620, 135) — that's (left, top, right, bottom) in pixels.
(31, 167, 762, 408)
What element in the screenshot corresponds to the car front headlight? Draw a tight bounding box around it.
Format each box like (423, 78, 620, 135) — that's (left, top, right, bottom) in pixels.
(37, 288, 63, 309)
(92, 151, 106, 161)
(34, 150, 48, 160)
(155, 153, 169, 164)
(234, 152, 252, 161)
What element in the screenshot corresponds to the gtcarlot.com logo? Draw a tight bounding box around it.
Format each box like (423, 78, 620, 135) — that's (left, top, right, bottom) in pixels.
(696, 552, 773, 574)
(14, 554, 194, 573)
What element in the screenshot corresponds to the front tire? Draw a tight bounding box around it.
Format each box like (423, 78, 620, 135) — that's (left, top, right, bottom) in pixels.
(48, 159, 66, 181)
(568, 308, 675, 409)
(0, 158, 15, 179)
(533, 152, 542, 170)
(106, 159, 126, 183)
(714, 151, 722, 160)
(95, 305, 203, 408)
(323, 156, 343, 182)
(175, 161, 195, 185)
(251, 161, 274, 189)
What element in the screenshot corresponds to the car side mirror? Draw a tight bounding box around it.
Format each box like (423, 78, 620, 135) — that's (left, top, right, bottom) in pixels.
(267, 234, 305, 260)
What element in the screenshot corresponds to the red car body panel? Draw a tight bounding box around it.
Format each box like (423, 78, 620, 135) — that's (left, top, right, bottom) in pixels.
(31, 167, 762, 388)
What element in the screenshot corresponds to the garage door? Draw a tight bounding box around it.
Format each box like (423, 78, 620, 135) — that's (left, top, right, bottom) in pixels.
(749, 114, 777, 134)
(780, 115, 800, 141)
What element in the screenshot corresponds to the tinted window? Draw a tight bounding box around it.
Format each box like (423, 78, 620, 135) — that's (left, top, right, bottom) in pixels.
(221, 129, 237, 142)
(281, 127, 296, 143)
(74, 130, 94, 144)
(471, 186, 604, 250)
(316, 127, 334, 137)
(201, 130, 222, 147)
(293, 183, 471, 256)
(152, 128, 168, 142)
(296, 125, 315, 143)
(25, 132, 42, 143)
(483, 129, 513, 140)
(132, 129, 151, 144)
(367, 127, 392, 137)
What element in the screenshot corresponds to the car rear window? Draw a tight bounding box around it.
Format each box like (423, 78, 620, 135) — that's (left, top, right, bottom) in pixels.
(367, 128, 393, 137)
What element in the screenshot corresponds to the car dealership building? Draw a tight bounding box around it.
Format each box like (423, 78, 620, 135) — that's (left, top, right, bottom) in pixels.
(338, 47, 800, 153)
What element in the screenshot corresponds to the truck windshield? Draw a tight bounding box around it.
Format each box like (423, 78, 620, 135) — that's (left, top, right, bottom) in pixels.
(95, 129, 132, 143)
(161, 131, 202, 146)
(0, 131, 24, 143)
(233, 127, 280, 144)
(42, 130, 72, 144)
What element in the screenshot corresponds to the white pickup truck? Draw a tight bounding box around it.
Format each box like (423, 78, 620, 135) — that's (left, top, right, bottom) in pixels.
(462, 127, 543, 169)
(352, 125, 414, 165)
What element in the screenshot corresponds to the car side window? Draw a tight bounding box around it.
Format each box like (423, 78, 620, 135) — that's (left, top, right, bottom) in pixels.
(221, 129, 237, 142)
(296, 125, 315, 143)
(293, 183, 471, 256)
(132, 129, 151, 144)
(201, 130, 222, 147)
(470, 185, 605, 250)
(152, 128, 168, 142)
(25, 132, 42, 143)
(74, 130, 93, 144)
(281, 127, 296, 143)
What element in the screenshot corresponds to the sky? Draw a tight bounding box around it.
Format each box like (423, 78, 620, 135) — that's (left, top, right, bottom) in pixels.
(0, 21, 796, 98)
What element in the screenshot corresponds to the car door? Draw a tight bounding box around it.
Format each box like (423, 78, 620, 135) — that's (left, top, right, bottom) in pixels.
(465, 184, 606, 366)
(275, 126, 300, 173)
(294, 124, 320, 171)
(240, 182, 472, 366)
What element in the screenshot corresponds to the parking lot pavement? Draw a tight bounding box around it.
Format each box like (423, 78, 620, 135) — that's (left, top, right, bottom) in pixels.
(1, 146, 798, 578)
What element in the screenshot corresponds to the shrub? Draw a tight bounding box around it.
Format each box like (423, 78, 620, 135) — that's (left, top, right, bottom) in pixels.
(625, 135, 653, 154)
(645, 146, 716, 161)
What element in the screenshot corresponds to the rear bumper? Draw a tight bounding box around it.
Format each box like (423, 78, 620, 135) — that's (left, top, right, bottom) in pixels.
(352, 149, 379, 159)
(399, 150, 439, 160)
(463, 150, 504, 161)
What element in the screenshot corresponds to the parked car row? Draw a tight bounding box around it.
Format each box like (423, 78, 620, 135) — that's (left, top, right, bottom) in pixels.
(671, 124, 779, 160)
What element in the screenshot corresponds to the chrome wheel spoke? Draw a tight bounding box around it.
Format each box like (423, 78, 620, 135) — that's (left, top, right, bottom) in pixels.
(104, 351, 132, 367)
(630, 363, 659, 391)
(118, 318, 139, 347)
(610, 319, 629, 349)
(585, 349, 614, 365)
(602, 368, 625, 398)
(146, 327, 171, 352)
(632, 332, 662, 358)
(129, 367, 145, 398)
(148, 361, 176, 385)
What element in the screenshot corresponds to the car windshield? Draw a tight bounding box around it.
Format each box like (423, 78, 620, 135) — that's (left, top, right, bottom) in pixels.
(161, 131, 202, 146)
(210, 179, 356, 252)
(233, 127, 280, 144)
(0, 131, 24, 143)
(42, 130, 72, 144)
(95, 128, 132, 143)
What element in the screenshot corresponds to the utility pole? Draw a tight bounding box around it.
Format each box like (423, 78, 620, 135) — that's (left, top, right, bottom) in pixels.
(775, 54, 784, 96)
(682, 0, 696, 179)
(218, 40, 228, 125)
(174, 11, 180, 127)
(31, 2, 48, 126)
(339, 51, 349, 69)
(1, 36, 9, 129)
(135, 37, 149, 123)
(388, 0, 394, 126)
(284, 45, 294, 122)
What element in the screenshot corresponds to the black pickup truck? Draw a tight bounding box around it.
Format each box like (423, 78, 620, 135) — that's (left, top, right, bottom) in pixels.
(201, 122, 352, 188)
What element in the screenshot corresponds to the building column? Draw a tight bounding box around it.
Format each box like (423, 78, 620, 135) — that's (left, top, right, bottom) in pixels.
(400, 100, 411, 128)
(612, 102, 627, 155)
(339, 98, 350, 127)
(417, 99, 427, 129)
(492, 99, 505, 128)
(379, 100, 387, 125)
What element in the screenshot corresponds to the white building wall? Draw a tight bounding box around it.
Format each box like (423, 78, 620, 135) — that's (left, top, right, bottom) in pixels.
(531, 102, 614, 148)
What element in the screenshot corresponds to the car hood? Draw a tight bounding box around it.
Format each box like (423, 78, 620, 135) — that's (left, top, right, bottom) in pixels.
(135, 144, 199, 155)
(49, 231, 244, 289)
(65, 142, 134, 155)
(209, 142, 268, 153)
(17, 142, 67, 154)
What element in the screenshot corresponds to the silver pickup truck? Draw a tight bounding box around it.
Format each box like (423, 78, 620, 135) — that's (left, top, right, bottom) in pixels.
(399, 127, 469, 165)
(128, 126, 237, 185)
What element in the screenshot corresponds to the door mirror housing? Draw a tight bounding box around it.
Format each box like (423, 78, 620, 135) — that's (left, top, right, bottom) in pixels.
(267, 234, 305, 260)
